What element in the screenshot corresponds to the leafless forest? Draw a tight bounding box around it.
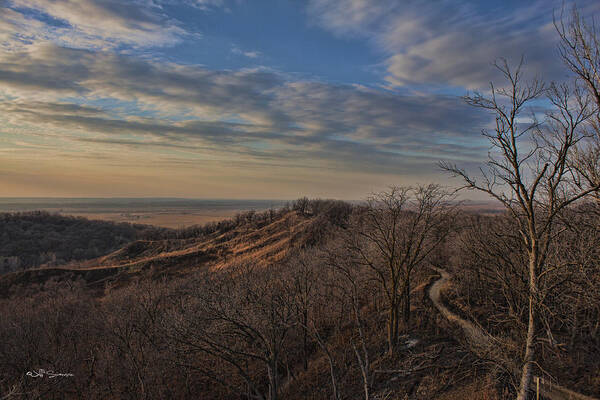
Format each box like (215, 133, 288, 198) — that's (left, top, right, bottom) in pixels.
(1, 8, 600, 400)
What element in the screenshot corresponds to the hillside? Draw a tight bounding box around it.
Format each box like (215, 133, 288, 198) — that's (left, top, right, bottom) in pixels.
(0, 212, 163, 274)
(0, 199, 498, 400)
(97, 208, 312, 270)
(0, 206, 332, 297)
(0, 200, 482, 400)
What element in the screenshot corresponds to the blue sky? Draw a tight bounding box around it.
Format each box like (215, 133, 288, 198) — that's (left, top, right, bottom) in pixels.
(162, 1, 380, 85)
(0, 0, 598, 198)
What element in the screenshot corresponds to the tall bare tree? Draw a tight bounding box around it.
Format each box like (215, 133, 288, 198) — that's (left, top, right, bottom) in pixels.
(441, 58, 598, 399)
(556, 7, 600, 204)
(346, 184, 455, 355)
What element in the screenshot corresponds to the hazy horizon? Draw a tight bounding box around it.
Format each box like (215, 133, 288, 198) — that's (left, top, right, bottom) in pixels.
(0, 197, 291, 227)
(0, 197, 289, 212)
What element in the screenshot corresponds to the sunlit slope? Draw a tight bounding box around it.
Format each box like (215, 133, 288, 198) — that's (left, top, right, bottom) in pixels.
(0, 210, 319, 296)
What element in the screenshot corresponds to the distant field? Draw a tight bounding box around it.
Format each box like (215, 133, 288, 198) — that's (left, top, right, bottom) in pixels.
(0, 198, 503, 228)
(67, 211, 240, 228)
(0, 198, 287, 229)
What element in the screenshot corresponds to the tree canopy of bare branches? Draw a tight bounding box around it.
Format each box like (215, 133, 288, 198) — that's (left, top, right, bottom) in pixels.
(441, 55, 600, 399)
(556, 7, 600, 205)
(342, 184, 456, 356)
(168, 265, 296, 400)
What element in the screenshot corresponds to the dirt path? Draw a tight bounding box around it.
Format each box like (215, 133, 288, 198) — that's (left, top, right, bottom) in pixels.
(428, 266, 598, 400)
(428, 267, 490, 347)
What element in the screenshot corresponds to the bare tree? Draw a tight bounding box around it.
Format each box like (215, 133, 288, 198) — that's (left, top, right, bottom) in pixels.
(441, 58, 598, 399)
(169, 264, 296, 400)
(101, 280, 174, 400)
(326, 245, 374, 400)
(556, 7, 600, 204)
(286, 249, 344, 400)
(287, 253, 315, 373)
(346, 184, 455, 355)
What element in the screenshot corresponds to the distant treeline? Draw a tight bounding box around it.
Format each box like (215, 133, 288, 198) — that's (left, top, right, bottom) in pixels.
(0, 211, 164, 272)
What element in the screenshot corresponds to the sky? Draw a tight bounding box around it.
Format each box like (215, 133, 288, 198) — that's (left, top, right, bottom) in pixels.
(0, 0, 599, 199)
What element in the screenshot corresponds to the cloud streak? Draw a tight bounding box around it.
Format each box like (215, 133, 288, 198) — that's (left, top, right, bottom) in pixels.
(308, 0, 600, 89)
(0, 41, 490, 180)
(6, 0, 567, 197)
(2, 0, 209, 50)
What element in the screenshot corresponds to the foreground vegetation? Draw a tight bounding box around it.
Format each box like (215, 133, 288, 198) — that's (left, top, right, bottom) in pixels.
(0, 195, 599, 399)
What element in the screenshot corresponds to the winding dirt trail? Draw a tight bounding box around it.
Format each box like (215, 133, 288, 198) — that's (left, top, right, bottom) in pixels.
(428, 266, 598, 400)
(428, 267, 490, 348)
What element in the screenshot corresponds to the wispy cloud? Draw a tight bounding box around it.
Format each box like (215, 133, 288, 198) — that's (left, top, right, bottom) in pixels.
(0, 40, 489, 181)
(7, 0, 571, 197)
(308, 0, 600, 89)
(2, 0, 208, 50)
(232, 45, 261, 59)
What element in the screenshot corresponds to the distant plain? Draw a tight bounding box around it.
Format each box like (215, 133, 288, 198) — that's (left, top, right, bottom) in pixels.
(0, 198, 287, 229)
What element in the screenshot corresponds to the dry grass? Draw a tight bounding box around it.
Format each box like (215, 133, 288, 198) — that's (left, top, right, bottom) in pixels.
(435, 378, 501, 400)
(0, 210, 315, 296)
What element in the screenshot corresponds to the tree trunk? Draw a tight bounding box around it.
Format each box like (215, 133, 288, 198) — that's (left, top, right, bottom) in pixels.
(353, 344, 370, 400)
(353, 299, 370, 400)
(403, 278, 411, 331)
(517, 299, 535, 400)
(326, 355, 340, 400)
(394, 298, 400, 341)
(387, 300, 394, 355)
(267, 358, 278, 400)
(387, 298, 400, 355)
(517, 255, 538, 400)
(314, 332, 340, 400)
(302, 310, 308, 370)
